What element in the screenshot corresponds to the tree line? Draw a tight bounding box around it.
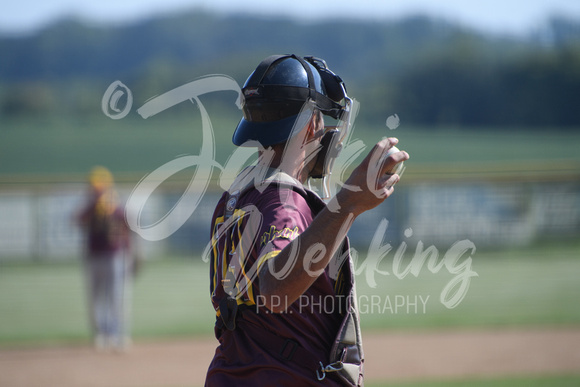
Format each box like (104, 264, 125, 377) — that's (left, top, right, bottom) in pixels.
(1, 10, 579, 129)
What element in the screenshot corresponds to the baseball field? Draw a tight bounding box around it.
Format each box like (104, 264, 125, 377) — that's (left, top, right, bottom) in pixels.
(2, 7, 580, 384)
(1, 117, 580, 385)
(1, 241, 579, 386)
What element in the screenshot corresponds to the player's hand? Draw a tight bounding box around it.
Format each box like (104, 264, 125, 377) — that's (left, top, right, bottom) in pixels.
(333, 137, 409, 216)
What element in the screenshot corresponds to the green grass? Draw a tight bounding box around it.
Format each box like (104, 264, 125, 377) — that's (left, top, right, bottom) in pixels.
(366, 374, 580, 387)
(356, 240, 580, 331)
(0, 258, 215, 346)
(0, 113, 240, 178)
(0, 241, 579, 347)
(356, 125, 580, 165)
(0, 261, 89, 345)
(131, 258, 215, 339)
(2, 114, 580, 180)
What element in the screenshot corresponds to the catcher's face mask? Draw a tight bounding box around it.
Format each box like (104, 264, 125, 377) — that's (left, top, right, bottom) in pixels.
(303, 56, 354, 198)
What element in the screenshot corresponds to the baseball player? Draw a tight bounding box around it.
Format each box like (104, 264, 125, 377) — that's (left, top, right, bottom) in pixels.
(77, 166, 135, 351)
(205, 55, 408, 386)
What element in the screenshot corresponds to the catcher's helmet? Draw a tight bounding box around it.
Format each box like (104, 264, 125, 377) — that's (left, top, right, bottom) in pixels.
(233, 54, 348, 147)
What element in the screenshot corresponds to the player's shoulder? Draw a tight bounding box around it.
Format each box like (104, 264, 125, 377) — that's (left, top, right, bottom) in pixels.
(248, 183, 311, 212)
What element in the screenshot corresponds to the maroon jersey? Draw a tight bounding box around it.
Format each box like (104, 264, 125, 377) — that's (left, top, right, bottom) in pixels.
(78, 189, 128, 255)
(206, 176, 345, 386)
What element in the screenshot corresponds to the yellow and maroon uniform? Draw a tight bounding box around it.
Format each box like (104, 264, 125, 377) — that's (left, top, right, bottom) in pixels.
(206, 178, 346, 386)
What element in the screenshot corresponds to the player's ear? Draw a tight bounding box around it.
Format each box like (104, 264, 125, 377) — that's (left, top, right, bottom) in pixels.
(305, 110, 323, 140)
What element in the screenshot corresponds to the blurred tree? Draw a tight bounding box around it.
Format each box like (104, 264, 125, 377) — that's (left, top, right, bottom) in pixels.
(1, 10, 579, 128)
(0, 82, 56, 117)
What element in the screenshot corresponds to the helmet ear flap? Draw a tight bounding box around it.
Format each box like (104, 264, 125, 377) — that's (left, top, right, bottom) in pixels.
(304, 56, 347, 103)
(310, 129, 342, 179)
(318, 68, 346, 103)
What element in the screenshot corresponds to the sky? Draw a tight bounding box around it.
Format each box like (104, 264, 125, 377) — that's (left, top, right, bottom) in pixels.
(2, 0, 580, 36)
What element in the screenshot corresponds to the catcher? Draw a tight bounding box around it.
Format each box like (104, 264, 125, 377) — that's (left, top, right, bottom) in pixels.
(205, 54, 409, 386)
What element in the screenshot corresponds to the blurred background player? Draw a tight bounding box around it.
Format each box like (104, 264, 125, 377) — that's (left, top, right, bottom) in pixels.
(77, 166, 137, 351)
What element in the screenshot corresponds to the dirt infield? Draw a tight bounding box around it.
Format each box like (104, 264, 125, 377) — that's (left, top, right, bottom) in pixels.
(1, 327, 579, 387)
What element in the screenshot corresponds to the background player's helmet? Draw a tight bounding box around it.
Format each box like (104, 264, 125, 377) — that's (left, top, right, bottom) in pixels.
(233, 54, 349, 147)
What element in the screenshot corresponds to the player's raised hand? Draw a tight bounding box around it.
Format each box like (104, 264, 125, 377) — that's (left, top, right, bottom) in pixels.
(333, 137, 409, 216)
